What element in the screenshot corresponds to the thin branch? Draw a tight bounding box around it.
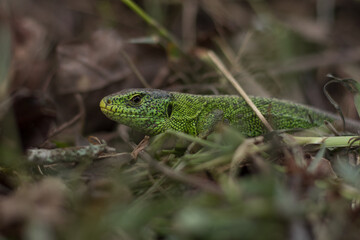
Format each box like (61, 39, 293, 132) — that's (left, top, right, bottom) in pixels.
(206, 50, 274, 132)
(27, 144, 114, 164)
(119, 49, 151, 88)
(40, 94, 85, 147)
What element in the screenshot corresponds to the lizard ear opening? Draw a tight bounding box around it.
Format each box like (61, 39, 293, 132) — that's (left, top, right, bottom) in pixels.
(167, 103, 173, 117)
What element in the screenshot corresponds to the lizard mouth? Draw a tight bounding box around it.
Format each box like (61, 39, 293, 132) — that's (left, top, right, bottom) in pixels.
(99, 99, 152, 120)
(100, 107, 114, 115)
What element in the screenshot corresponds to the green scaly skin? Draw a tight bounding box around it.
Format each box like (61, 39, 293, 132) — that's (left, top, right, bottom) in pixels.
(99, 88, 341, 137)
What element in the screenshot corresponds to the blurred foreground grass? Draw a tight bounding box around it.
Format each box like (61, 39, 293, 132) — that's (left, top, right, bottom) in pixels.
(2, 127, 360, 240)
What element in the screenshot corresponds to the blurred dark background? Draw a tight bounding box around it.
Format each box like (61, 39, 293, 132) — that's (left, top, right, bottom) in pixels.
(1, 0, 360, 149)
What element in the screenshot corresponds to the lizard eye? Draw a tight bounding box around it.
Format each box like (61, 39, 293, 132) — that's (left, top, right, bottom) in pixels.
(106, 99, 111, 104)
(130, 94, 142, 104)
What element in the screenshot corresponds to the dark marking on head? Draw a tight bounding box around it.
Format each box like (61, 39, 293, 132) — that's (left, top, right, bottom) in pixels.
(167, 103, 173, 117)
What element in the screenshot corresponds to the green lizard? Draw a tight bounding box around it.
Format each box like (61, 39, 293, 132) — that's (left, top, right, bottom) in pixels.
(99, 88, 357, 137)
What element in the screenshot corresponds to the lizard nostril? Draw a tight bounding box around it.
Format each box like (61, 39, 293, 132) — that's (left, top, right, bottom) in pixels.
(106, 99, 111, 104)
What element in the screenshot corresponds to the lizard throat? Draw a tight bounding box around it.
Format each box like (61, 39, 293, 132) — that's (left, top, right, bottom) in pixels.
(100, 103, 167, 135)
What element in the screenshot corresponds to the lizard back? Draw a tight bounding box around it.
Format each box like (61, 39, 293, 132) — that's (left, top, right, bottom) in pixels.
(170, 92, 335, 137)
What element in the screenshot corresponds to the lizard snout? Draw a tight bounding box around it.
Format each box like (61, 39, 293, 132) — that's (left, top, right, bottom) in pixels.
(99, 97, 114, 114)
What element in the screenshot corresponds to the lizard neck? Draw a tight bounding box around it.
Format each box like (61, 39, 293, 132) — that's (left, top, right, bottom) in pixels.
(168, 93, 208, 135)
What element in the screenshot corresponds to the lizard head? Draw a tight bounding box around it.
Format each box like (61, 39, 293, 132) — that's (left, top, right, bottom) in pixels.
(100, 89, 173, 135)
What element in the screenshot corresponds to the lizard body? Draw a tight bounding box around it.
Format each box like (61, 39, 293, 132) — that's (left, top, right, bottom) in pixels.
(99, 88, 353, 137)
